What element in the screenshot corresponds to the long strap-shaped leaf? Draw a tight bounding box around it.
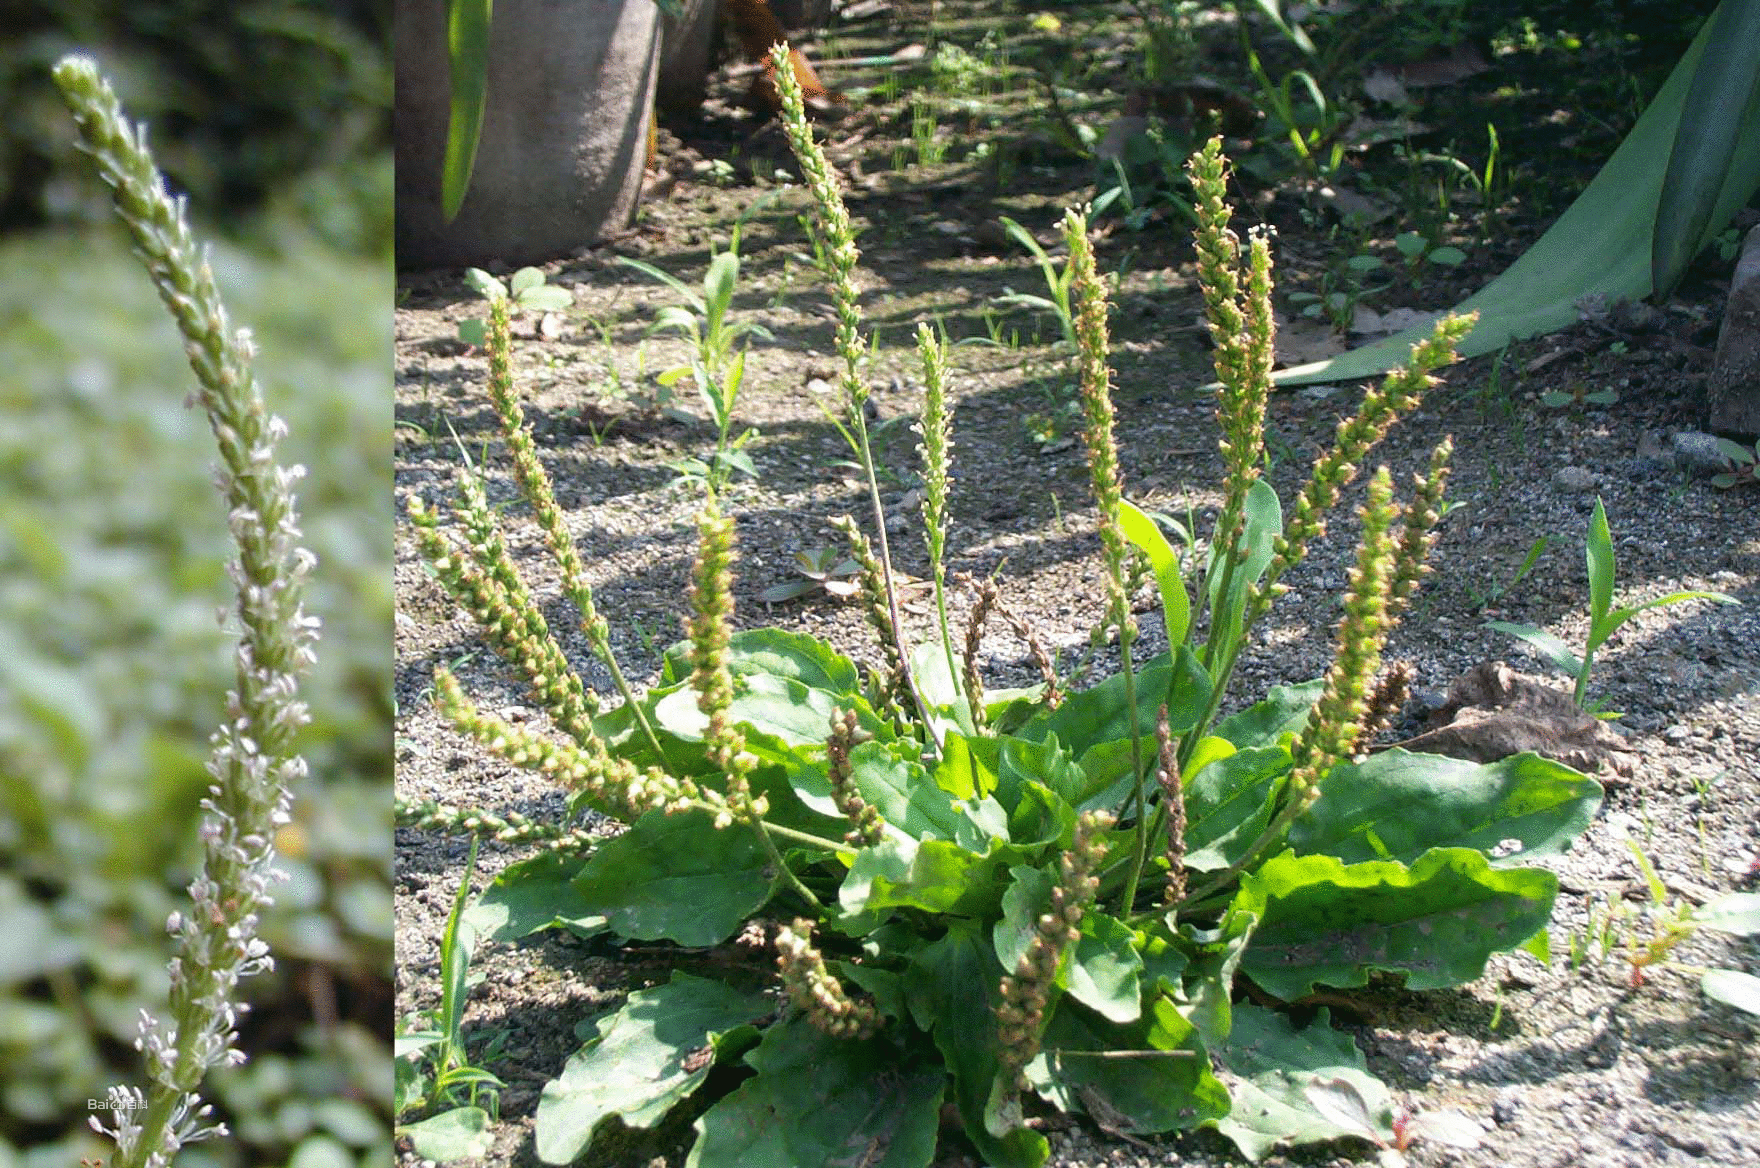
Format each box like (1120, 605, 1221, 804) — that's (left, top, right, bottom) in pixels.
(441, 0, 492, 222)
(1273, 6, 1760, 385)
(1654, 0, 1760, 298)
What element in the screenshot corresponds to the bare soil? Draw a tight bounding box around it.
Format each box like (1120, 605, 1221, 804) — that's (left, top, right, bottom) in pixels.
(396, 7, 1760, 1166)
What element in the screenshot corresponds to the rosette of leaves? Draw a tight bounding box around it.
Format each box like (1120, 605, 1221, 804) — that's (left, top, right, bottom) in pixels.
(408, 74, 1605, 1168)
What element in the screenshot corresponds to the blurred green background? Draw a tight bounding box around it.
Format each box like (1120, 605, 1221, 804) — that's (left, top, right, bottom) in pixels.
(0, 4, 392, 1168)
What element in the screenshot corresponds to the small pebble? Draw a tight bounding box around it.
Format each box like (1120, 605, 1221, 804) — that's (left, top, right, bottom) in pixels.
(1553, 465, 1598, 492)
(1662, 724, 1690, 744)
(1493, 1088, 1522, 1126)
(1672, 430, 1735, 475)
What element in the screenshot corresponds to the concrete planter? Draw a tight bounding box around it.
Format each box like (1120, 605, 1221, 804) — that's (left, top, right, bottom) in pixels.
(394, 0, 661, 269)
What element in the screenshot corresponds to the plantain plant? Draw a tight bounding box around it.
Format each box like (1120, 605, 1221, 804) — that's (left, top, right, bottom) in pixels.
(397, 47, 1606, 1168)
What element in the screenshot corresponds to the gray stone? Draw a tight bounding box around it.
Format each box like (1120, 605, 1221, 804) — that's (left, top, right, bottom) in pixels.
(1710, 223, 1760, 436)
(1671, 430, 1736, 475)
(1552, 465, 1599, 492)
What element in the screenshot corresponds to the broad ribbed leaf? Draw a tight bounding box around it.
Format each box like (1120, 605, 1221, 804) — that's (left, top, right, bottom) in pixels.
(1184, 746, 1288, 871)
(688, 1015, 943, 1168)
(994, 868, 1142, 1023)
(662, 628, 865, 696)
(1286, 749, 1601, 867)
(572, 809, 773, 946)
(1212, 680, 1323, 749)
(1118, 499, 1191, 649)
(1020, 648, 1211, 756)
(465, 850, 601, 940)
(904, 922, 1049, 1168)
(1238, 848, 1557, 1000)
(1211, 1005, 1394, 1160)
(1030, 996, 1229, 1133)
(536, 974, 769, 1164)
(841, 835, 1010, 918)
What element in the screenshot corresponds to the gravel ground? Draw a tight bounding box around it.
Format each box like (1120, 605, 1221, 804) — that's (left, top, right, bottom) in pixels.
(395, 16, 1760, 1165)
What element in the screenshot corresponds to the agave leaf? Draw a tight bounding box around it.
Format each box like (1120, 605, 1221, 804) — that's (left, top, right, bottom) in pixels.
(1653, 0, 1760, 297)
(440, 0, 493, 222)
(1273, 11, 1760, 385)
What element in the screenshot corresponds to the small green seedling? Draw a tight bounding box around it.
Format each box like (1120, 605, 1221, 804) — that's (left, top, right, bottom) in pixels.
(1711, 437, 1759, 489)
(458, 266, 573, 345)
(1488, 497, 1738, 708)
(1601, 836, 1760, 1013)
(1392, 230, 1466, 286)
(395, 836, 506, 1161)
(994, 215, 1079, 350)
(1465, 534, 1550, 612)
(621, 227, 771, 492)
(758, 546, 862, 604)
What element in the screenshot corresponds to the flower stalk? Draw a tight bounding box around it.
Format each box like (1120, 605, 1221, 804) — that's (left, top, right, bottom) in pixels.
(479, 295, 663, 757)
(775, 919, 881, 1039)
(772, 41, 937, 741)
(1187, 467, 1403, 905)
(55, 56, 319, 1168)
(916, 322, 963, 704)
(1059, 209, 1149, 913)
(995, 811, 1113, 1087)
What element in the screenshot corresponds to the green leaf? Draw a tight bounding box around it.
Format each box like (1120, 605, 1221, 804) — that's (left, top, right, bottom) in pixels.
(905, 922, 1050, 1168)
(401, 1106, 493, 1161)
(1653, 0, 1760, 297)
(572, 809, 775, 946)
(792, 739, 992, 845)
(997, 733, 1090, 819)
(1065, 911, 1143, 1024)
(1285, 749, 1603, 867)
(465, 849, 602, 940)
(688, 1015, 944, 1168)
(1485, 620, 1583, 678)
(1237, 848, 1558, 1000)
(437, 836, 479, 1047)
(652, 671, 853, 748)
(1118, 499, 1190, 648)
(518, 284, 574, 312)
(1273, 13, 1760, 385)
(1585, 497, 1616, 632)
(1030, 996, 1229, 1134)
(934, 729, 999, 800)
(1211, 1005, 1395, 1160)
(618, 255, 705, 312)
(535, 973, 771, 1164)
(663, 628, 865, 696)
(1702, 968, 1760, 1015)
(1174, 906, 1260, 1047)
(455, 317, 487, 347)
(841, 835, 1009, 918)
(462, 267, 504, 300)
(1184, 746, 1288, 872)
(702, 249, 740, 330)
(1692, 892, 1760, 936)
(993, 869, 1142, 1023)
(440, 0, 493, 222)
(1207, 480, 1283, 656)
(1019, 649, 1211, 758)
(509, 267, 545, 298)
(1212, 680, 1324, 749)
